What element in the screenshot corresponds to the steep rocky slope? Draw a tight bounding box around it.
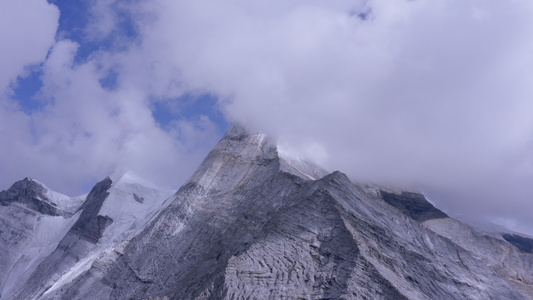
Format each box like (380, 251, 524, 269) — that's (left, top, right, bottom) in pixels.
(12, 125, 529, 300)
(2, 125, 533, 299)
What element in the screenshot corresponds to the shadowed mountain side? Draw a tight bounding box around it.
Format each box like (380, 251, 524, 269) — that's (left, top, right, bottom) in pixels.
(380, 190, 448, 222)
(503, 234, 533, 254)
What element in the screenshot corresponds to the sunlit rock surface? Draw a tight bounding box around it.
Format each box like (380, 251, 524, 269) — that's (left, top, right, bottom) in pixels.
(2, 125, 533, 299)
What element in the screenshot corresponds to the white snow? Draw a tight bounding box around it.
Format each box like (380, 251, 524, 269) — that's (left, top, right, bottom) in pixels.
(278, 155, 329, 180)
(47, 191, 86, 214)
(98, 175, 174, 244)
(2, 172, 174, 299)
(1, 211, 82, 298)
(28, 178, 85, 213)
(109, 168, 166, 192)
(39, 171, 174, 296)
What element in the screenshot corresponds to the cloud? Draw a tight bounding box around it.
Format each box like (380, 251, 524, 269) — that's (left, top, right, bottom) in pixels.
(20, 39, 220, 194)
(0, 0, 58, 92)
(84, 0, 120, 41)
(0, 3, 220, 196)
(0, 0, 59, 189)
(2, 0, 533, 235)
(119, 0, 533, 233)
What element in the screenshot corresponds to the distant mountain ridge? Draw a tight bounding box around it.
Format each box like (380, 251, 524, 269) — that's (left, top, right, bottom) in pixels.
(0, 172, 172, 299)
(0, 178, 79, 217)
(1, 124, 532, 299)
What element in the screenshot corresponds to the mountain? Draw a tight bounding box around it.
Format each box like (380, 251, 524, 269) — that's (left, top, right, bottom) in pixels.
(1, 125, 533, 299)
(0, 173, 172, 299)
(0, 178, 85, 297)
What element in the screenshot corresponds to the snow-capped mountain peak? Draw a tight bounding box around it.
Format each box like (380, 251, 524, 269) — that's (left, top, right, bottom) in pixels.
(0, 177, 84, 217)
(108, 168, 169, 192)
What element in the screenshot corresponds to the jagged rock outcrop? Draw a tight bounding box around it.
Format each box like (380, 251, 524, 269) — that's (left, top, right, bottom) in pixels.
(10, 177, 115, 300)
(0, 178, 68, 217)
(16, 125, 531, 300)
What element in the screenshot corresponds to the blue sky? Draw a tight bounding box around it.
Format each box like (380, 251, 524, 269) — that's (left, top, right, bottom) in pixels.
(2, 0, 533, 235)
(12, 0, 229, 134)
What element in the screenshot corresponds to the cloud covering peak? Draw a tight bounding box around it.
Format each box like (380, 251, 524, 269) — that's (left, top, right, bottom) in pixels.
(1, 0, 533, 234)
(129, 0, 533, 233)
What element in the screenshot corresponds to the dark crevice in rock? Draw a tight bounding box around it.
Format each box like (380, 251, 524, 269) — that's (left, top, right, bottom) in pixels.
(133, 193, 144, 203)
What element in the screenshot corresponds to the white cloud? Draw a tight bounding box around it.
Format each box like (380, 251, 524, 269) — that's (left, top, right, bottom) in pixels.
(22, 39, 220, 194)
(0, 0, 59, 189)
(0, 0, 58, 93)
(84, 0, 120, 41)
(119, 0, 533, 234)
(2, 0, 533, 235)
(0, 24, 219, 195)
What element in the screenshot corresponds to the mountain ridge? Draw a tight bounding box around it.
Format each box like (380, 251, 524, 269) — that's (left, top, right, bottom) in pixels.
(0, 172, 172, 299)
(1, 124, 532, 299)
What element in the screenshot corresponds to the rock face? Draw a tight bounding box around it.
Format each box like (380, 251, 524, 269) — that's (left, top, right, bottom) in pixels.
(380, 190, 448, 223)
(0, 178, 67, 217)
(502, 234, 533, 254)
(2, 125, 533, 299)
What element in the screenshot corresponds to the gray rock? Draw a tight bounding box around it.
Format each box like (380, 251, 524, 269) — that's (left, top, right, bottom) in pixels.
(380, 190, 448, 222)
(0, 178, 64, 217)
(502, 234, 533, 253)
(3, 124, 533, 299)
(69, 177, 113, 244)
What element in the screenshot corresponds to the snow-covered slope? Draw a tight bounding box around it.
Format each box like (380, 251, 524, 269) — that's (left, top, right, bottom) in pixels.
(0, 178, 84, 298)
(1, 173, 173, 300)
(30, 178, 86, 216)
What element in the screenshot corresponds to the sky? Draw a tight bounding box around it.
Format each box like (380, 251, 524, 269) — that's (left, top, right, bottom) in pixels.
(1, 0, 533, 235)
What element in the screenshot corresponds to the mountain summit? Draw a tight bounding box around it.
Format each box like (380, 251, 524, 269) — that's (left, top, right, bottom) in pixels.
(1, 125, 533, 299)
